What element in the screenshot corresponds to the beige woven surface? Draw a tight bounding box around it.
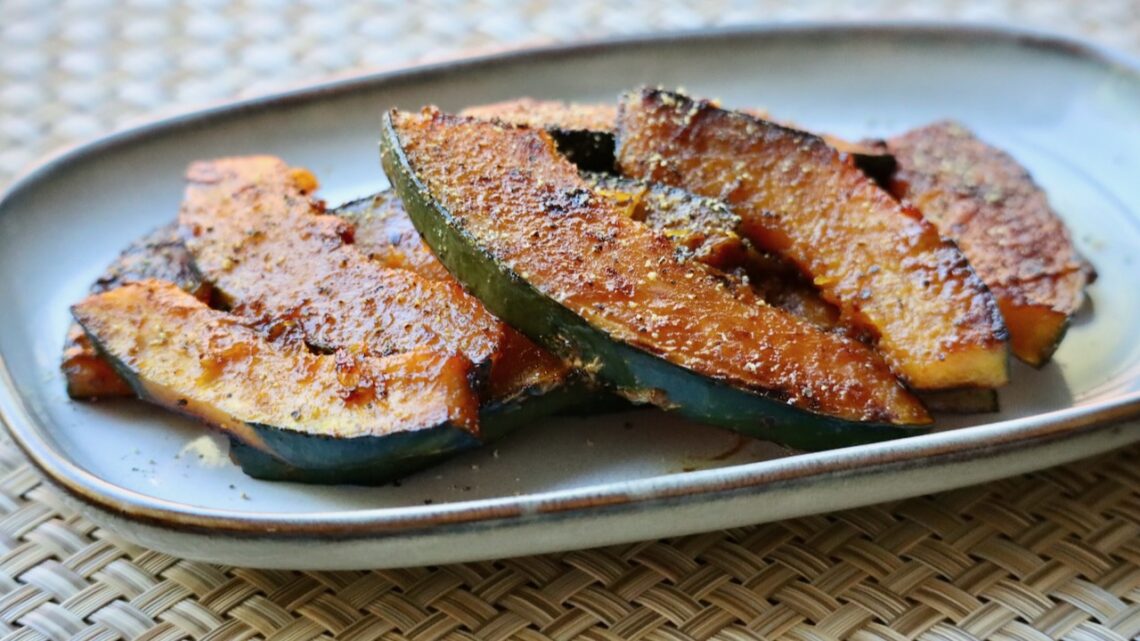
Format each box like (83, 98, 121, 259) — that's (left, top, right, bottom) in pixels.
(4, 1, 1140, 640)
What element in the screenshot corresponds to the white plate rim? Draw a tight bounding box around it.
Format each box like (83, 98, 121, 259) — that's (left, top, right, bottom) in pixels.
(3, 21, 1140, 540)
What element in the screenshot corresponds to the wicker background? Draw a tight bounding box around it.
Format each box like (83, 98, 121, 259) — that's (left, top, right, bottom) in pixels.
(4, 1, 1140, 640)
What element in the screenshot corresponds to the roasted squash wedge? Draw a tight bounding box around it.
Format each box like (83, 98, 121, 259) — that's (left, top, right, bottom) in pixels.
(333, 191, 573, 407)
(72, 281, 482, 480)
(886, 121, 1094, 366)
(616, 89, 1009, 390)
(382, 108, 931, 450)
(177, 158, 584, 481)
(63, 223, 212, 399)
(179, 157, 504, 373)
(585, 173, 998, 413)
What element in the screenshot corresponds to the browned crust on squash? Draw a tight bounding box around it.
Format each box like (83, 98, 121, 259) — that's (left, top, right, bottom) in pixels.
(63, 223, 212, 399)
(338, 192, 571, 401)
(178, 156, 502, 376)
(392, 108, 929, 424)
(616, 89, 1009, 390)
(72, 281, 479, 438)
(886, 121, 1092, 366)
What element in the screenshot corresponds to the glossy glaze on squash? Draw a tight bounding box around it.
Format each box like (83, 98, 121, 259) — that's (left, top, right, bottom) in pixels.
(72, 281, 481, 476)
(334, 192, 572, 404)
(383, 108, 930, 449)
(178, 156, 503, 375)
(62, 223, 212, 399)
(584, 174, 997, 413)
(337, 192, 455, 281)
(616, 89, 1009, 390)
(886, 121, 1093, 366)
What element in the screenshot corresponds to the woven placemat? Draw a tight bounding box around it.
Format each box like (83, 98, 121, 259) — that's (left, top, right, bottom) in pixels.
(4, 2, 1140, 640)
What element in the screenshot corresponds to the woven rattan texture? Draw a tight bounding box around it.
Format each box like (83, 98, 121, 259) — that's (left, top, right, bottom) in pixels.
(0, 441, 1136, 641)
(5, 1, 1140, 640)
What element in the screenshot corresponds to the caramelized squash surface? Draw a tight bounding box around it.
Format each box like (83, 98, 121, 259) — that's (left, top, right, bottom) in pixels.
(72, 281, 479, 448)
(383, 108, 930, 436)
(62, 223, 211, 399)
(335, 191, 571, 402)
(886, 121, 1093, 366)
(616, 89, 1009, 390)
(178, 157, 503, 373)
(583, 172, 746, 269)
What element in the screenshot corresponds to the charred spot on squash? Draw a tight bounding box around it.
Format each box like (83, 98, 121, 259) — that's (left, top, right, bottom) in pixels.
(616, 88, 1009, 390)
(886, 121, 1092, 366)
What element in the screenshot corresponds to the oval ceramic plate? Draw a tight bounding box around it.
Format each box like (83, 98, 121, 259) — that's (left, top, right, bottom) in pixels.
(3, 24, 1140, 570)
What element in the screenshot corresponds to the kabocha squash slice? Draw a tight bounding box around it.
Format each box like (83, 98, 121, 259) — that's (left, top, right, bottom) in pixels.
(334, 191, 573, 409)
(71, 281, 482, 481)
(63, 223, 212, 399)
(382, 108, 931, 450)
(462, 98, 897, 182)
(177, 157, 586, 481)
(586, 173, 999, 413)
(885, 121, 1094, 366)
(616, 88, 1009, 391)
(178, 157, 504, 373)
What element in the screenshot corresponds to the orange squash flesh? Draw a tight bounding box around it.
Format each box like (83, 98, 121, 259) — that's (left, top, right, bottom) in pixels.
(581, 178, 995, 413)
(386, 108, 929, 426)
(335, 191, 571, 401)
(62, 223, 212, 399)
(886, 121, 1093, 366)
(65, 187, 570, 405)
(178, 157, 503, 374)
(72, 281, 478, 447)
(616, 89, 1009, 390)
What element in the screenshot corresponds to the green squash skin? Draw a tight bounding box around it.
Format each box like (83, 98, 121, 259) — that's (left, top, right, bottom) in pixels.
(380, 114, 927, 451)
(229, 379, 596, 484)
(77, 311, 484, 484)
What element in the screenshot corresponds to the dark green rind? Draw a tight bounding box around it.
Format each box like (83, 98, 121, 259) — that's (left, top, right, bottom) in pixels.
(380, 114, 927, 452)
(230, 379, 595, 484)
(75, 313, 483, 485)
(228, 441, 456, 486)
